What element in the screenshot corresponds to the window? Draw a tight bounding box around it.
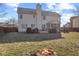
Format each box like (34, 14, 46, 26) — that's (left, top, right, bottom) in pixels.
(19, 14, 22, 19)
(21, 24, 27, 29)
(31, 24, 35, 28)
(51, 24, 57, 28)
(42, 24, 45, 31)
(43, 16, 45, 20)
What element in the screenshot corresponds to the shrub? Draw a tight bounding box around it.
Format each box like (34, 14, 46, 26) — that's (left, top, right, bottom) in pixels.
(48, 29, 57, 33)
(26, 27, 32, 33)
(32, 28, 39, 33)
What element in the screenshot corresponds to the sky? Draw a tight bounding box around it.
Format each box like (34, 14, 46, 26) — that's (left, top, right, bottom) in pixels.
(0, 3, 79, 27)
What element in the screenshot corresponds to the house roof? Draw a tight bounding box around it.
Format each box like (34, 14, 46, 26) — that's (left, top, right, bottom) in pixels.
(17, 8, 60, 16)
(47, 20, 59, 24)
(42, 11, 60, 16)
(17, 8, 35, 14)
(70, 16, 79, 20)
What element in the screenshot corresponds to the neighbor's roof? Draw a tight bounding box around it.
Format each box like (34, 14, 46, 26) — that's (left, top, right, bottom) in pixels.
(17, 8, 60, 16)
(70, 16, 79, 20)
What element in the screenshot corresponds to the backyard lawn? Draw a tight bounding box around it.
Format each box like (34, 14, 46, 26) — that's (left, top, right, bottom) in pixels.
(0, 32, 79, 56)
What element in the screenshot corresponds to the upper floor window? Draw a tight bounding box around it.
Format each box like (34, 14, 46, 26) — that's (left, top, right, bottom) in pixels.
(19, 14, 22, 19)
(51, 24, 57, 28)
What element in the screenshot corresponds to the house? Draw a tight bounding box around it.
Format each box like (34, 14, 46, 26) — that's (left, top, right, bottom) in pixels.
(70, 16, 79, 32)
(17, 4, 61, 33)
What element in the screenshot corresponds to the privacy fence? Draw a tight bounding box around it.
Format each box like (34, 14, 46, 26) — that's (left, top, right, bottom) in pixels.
(0, 26, 18, 32)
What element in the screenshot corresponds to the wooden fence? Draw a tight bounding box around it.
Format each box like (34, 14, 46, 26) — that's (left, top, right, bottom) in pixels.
(0, 27, 4, 32)
(0, 26, 18, 32)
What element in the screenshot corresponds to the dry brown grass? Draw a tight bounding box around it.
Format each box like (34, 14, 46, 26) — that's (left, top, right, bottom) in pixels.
(0, 32, 79, 56)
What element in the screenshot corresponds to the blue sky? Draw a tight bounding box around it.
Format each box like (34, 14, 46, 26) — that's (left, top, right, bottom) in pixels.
(0, 3, 79, 27)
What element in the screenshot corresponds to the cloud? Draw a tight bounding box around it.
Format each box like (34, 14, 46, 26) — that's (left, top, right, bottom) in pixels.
(61, 13, 76, 26)
(61, 13, 75, 22)
(62, 13, 75, 17)
(59, 3, 77, 10)
(46, 3, 77, 11)
(0, 18, 8, 22)
(45, 3, 57, 11)
(46, 3, 76, 26)
(6, 3, 19, 11)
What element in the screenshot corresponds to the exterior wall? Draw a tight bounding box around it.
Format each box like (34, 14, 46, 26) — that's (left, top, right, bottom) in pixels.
(70, 16, 79, 32)
(36, 4, 42, 30)
(18, 13, 60, 32)
(72, 18, 79, 28)
(18, 14, 35, 32)
(46, 16, 60, 24)
(45, 15, 60, 31)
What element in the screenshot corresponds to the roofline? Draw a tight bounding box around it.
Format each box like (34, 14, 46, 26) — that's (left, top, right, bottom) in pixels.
(70, 16, 79, 20)
(17, 7, 61, 17)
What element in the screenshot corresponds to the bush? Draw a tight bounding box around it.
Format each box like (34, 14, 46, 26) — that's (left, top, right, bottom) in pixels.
(32, 28, 39, 33)
(26, 27, 32, 33)
(48, 29, 57, 33)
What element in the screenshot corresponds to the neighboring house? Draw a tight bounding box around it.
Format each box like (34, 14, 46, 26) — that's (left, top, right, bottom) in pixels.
(70, 16, 79, 32)
(17, 4, 61, 33)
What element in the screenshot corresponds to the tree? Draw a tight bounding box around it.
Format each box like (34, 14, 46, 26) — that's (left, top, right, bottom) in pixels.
(9, 17, 16, 24)
(5, 19, 10, 24)
(5, 17, 16, 24)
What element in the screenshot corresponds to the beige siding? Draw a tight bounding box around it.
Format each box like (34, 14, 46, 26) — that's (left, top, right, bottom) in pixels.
(72, 18, 79, 28)
(42, 15, 59, 24)
(18, 13, 60, 32)
(17, 5, 60, 32)
(18, 14, 35, 32)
